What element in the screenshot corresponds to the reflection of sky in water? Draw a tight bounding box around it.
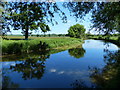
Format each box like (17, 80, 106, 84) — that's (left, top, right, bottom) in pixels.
(2, 61, 22, 68)
(2, 62, 15, 66)
(83, 40, 118, 50)
(49, 68, 89, 78)
(2, 40, 119, 88)
(49, 68, 88, 75)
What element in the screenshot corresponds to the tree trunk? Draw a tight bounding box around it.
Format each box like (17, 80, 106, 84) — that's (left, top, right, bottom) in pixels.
(25, 27, 28, 40)
(25, 3, 29, 40)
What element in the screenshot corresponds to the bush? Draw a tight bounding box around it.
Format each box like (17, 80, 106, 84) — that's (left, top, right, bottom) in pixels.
(68, 24, 86, 38)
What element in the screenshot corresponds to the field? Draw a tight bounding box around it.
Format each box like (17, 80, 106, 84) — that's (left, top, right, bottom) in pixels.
(88, 35, 118, 40)
(1, 36, 83, 55)
(87, 34, 120, 47)
(2, 35, 68, 40)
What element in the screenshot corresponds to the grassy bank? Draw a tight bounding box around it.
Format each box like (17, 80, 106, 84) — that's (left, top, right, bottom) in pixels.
(2, 37, 83, 55)
(1, 44, 83, 62)
(87, 35, 120, 47)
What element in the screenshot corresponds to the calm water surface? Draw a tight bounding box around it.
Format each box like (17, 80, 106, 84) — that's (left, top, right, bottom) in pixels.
(1, 40, 119, 88)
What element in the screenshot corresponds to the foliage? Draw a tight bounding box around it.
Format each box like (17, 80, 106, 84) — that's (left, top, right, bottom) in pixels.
(64, 2, 120, 35)
(2, 2, 67, 39)
(91, 2, 120, 35)
(68, 24, 86, 38)
(0, 1, 11, 37)
(1, 2, 120, 37)
(63, 2, 94, 20)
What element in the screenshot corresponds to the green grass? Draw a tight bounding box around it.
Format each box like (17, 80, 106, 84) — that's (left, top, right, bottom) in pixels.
(87, 35, 120, 47)
(2, 37, 83, 54)
(87, 35, 118, 40)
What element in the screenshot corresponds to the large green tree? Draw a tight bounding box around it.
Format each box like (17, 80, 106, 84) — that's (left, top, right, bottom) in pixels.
(68, 24, 86, 38)
(2, 2, 67, 39)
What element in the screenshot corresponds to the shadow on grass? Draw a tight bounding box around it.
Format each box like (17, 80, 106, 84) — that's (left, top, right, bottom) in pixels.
(2, 41, 50, 54)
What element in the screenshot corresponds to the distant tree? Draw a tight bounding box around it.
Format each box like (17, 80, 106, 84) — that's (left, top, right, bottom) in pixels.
(58, 34, 62, 37)
(65, 34, 69, 37)
(48, 34, 50, 37)
(36, 34, 39, 37)
(68, 24, 86, 38)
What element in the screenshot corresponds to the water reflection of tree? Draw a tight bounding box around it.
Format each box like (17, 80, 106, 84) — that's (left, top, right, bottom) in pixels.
(68, 47, 85, 59)
(71, 79, 89, 88)
(10, 50, 50, 80)
(89, 50, 120, 88)
(2, 68, 19, 88)
(71, 49, 120, 88)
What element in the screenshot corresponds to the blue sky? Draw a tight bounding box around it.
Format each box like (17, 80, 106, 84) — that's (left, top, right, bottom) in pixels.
(7, 2, 94, 35)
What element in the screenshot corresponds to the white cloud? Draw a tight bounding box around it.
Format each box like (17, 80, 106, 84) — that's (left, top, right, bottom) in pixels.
(58, 71, 65, 74)
(50, 69, 56, 72)
(3, 62, 9, 65)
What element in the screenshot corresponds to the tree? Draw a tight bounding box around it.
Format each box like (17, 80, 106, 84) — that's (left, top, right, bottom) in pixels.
(64, 2, 120, 35)
(42, 25, 50, 37)
(91, 2, 120, 35)
(68, 24, 86, 38)
(3, 2, 120, 38)
(63, 2, 94, 20)
(0, 1, 11, 38)
(3, 2, 67, 40)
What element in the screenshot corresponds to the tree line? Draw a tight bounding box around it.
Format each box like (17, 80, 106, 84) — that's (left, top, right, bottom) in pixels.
(1, 1, 120, 39)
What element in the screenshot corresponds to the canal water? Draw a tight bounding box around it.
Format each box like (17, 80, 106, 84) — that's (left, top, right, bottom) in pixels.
(1, 40, 119, 88)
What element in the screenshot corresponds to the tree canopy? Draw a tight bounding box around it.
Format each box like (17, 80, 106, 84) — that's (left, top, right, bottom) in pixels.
(91, 2, 120, 35)
(1, 2, 67, 39)
(64, 2, 120, 35)
(1, 1, 120, 37)
(68, 24, 86, 38)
